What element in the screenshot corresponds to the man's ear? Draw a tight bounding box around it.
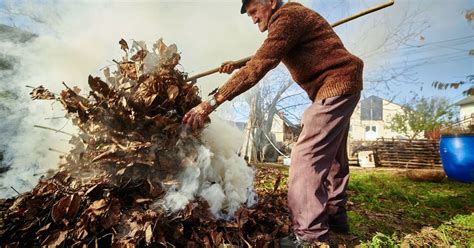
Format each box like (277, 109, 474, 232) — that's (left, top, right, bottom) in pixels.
(271, 0, 278, 10)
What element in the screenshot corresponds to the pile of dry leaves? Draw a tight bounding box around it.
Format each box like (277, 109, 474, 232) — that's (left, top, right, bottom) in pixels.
(0, 39, 290, 247)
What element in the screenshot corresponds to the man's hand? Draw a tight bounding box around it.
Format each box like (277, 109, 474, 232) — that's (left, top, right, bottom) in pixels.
(219, 61, 237, 74)
(182, 101, 214, 130)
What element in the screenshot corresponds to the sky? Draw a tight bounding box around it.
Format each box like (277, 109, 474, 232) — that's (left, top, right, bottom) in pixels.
(308, 0, 473, 104)
(0, 0, 472, 112)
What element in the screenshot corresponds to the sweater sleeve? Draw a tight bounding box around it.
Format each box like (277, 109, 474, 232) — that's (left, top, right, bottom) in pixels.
(215, 8, 303, 101)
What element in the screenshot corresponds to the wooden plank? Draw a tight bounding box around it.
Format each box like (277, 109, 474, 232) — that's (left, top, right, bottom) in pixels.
(372, 138, 442, 168)
(378, 160, 442, 166)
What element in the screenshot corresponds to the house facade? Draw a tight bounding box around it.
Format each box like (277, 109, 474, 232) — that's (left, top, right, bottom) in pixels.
(238, 112, 300, 162)
(349, 95, 408, 141)
(270, 113, 300, 144)
(457, 96, 474, 120)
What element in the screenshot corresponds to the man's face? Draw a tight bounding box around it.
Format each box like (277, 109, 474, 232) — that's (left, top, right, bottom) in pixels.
(245, 0, 275, 32)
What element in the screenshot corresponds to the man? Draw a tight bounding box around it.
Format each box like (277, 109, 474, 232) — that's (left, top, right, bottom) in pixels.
(183, 0, 363, 245)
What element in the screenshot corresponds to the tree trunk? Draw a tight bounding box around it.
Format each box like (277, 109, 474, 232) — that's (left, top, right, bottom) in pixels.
(241, 80, 293, 163)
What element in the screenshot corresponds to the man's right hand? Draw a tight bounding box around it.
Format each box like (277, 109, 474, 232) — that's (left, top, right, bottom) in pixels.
(219, 61, 237, 74)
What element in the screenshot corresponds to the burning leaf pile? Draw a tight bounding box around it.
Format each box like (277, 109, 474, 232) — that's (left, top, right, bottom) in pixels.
(0, 39, 290, 247)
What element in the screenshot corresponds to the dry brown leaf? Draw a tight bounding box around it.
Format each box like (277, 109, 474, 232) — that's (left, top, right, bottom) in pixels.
(158, 231, 167, 247)
(51, 194, 81, 223)
(67, 194, 82, 218)
(36, 223, 51, 236)
(203, 235, 212, 248)
(135, 198, 152, 204)
(210, 230, 223, 246)
(116, 168, 126, 176)
(131, 50, 147, 62)
(41, 230, 67, 247)
(172, 223, 184, 240)
(101, 198, 121, 229)
(90, 199, 107, 211)
(145, 223, 153, 245)
(119, 38, 129, 52)
(88, 75, 111, 97)
(167, 85, 179, 102)
(118, 62, 138, 80)
(29, 85, 55, 100)
(236, 208, 249, 229)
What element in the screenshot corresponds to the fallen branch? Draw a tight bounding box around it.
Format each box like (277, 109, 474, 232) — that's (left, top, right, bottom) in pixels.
(33, 125, 75, 137)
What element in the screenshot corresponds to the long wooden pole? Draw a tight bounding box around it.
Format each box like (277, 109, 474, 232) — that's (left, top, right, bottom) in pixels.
(184, 0, 395, 84)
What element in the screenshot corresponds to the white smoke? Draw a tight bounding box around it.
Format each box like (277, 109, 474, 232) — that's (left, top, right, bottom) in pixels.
(161, 118, 256, 217)
(0, 0, 262, 209)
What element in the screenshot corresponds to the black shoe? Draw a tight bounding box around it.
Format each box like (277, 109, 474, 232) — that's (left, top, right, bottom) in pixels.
(329, 211, 350, 234)
(328, 222, 350, 234)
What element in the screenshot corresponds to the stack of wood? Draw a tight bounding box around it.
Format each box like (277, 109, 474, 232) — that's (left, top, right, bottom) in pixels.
(373, 138, 442, 168)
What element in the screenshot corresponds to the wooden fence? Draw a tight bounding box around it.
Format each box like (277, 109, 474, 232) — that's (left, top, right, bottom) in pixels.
(373, 138, 442, 168)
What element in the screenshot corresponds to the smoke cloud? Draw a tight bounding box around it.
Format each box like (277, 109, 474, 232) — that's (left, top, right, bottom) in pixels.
(160, 118, 256, 217)
(0, 1, 262, 204)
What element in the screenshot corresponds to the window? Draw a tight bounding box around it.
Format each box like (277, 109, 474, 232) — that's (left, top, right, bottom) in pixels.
(365, 126, 377, 132)
(365, 125, 378, 141)
(361, 96, 383, 121)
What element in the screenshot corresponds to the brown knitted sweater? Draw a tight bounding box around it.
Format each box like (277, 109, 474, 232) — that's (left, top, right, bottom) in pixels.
(216, 2, 363, 102)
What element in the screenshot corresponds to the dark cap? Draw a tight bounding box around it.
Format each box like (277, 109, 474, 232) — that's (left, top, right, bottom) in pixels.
(240, 0, 249, 14)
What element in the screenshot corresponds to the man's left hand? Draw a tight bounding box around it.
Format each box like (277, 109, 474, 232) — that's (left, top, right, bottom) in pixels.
(182, 101, 214, 130)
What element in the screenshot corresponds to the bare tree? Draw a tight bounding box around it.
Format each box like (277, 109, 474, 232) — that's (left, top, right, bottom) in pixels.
(240, 67, 296, 162)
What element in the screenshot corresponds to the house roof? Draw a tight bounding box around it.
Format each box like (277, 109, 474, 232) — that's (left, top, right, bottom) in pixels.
(456, 96, 474, 106)
(276, 112, 299, 129)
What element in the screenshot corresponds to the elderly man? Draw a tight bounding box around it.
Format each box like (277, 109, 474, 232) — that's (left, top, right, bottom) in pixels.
(183, 0, 363, 245)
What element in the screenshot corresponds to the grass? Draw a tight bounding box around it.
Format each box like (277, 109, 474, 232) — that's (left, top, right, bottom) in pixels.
(255, 164, 474, 247)
(348, 169, 473, 243)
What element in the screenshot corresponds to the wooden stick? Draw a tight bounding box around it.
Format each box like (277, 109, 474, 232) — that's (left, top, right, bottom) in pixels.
(10, 186, 21, 196)
(184, 0, 395, 84)
(33, 124, 75, 137)
(48, 147, 67, 154)
(44, 116, 67, 120)
(330, 0, 395, 27)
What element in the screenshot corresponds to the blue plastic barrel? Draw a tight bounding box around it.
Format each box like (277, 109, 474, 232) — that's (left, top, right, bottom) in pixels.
(439, 134, 474, 183)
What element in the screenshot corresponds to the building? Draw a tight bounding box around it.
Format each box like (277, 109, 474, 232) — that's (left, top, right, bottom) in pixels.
(270, 113, 300, 144)
(456, 96, 474, 120)
(239, 112, 300, 162)
(350, 95, 409, 141)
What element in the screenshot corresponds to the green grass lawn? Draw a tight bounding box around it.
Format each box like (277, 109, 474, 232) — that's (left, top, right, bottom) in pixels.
(255, 164, 474, 247)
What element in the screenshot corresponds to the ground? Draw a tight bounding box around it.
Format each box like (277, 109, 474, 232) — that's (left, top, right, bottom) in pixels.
(254, 164, 474, 247)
